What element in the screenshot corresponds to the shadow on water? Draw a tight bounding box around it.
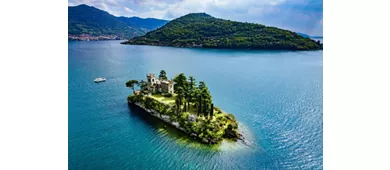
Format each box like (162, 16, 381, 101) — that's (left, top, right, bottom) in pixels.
(127, 103, 187, 137)
(126, 103, 244, 151)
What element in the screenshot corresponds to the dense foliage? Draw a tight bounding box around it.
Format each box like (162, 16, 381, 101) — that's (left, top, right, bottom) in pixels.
(123, 13, 322, 50)
(128, 94, 239, 144)
(68, 4, 168, 39)
(127, 70, 239, 144)
(172, 73, 213, 117)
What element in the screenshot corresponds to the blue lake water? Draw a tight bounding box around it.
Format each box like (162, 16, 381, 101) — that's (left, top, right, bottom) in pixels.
(69, 40, 323, 169)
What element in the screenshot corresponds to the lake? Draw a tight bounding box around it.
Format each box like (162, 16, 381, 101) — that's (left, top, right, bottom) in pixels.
(69, 40, 323, 169)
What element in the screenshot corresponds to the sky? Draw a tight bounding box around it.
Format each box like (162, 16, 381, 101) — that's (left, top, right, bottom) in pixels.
(68, 0, 323, 36)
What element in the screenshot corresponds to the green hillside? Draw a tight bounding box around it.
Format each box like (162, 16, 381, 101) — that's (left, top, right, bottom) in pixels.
(122, 13, 322, 50)
(69, 5, 148, 39)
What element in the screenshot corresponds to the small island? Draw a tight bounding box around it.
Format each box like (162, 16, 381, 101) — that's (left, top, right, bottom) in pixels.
(126, 70, 242, 144)
(122, 13, 322, 51)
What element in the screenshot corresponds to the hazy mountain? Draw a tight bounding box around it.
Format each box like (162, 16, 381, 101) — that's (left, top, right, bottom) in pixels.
(68, 4, 168, 39)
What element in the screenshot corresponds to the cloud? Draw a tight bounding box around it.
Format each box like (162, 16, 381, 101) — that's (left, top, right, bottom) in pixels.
(131, 0, 169, 8)
(70, 0, 122, 15)
(124, 7, 134, 13)
(68, 2, 77, 6)
(127, 0, 298, 20)
(106, 0, 119, 6)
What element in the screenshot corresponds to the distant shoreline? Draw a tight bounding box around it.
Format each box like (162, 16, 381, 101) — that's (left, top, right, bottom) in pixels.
(68, 34, 126, 41)
(120, 42, 323, 51)
(68, 39, 125, 41)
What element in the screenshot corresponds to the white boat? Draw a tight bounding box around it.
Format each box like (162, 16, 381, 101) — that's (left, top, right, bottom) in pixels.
(94, 77, 106, 83)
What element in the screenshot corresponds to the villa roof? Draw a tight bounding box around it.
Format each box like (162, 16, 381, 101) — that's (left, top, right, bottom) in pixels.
(161, 80, 174, 84)
(146, 73, 155, 77)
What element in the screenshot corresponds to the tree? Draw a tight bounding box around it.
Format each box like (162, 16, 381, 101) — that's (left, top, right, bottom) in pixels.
(183, 99, 187, 112)
(204, 103, 209, 118)
(198, 81, 206, 90)
(192, 88, 201, 114)
(175, 86, 185, 114)
(173, 73, 188, 91)
(198, 82, 212, 113)
(177, 87, 184, 99)
(126, 80, 139, 91)
(175, 97, 182, 116)
(202, 89, 211, 112)
(198, 95, 202, 116)
(184, 89, 191, 112)
(171, 105, 177, 120)
(188, 76, 196, 90)
(191, 88, 200, 106)
(187, 76, 196, 110)
(138, 80, 147, 91)
(210, 103, 214, 117)
(159, 70, 167, 80)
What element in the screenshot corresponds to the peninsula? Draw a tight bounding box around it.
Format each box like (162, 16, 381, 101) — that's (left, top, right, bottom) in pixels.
(68, 4, 169, 40)
(126, 70, 242, 144)
(121, 13, 322, 51)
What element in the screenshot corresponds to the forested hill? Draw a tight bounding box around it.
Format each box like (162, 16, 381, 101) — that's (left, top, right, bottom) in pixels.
(68, 5, 144, 38)
(68, 4, 169, 39)
(122, 13, 322, 50)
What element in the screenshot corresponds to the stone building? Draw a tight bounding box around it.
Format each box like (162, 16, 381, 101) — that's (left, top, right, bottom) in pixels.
(145, 73, 174, 94)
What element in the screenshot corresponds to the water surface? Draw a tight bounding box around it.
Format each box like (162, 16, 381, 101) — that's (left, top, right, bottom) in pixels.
(69, 40, 323, 169)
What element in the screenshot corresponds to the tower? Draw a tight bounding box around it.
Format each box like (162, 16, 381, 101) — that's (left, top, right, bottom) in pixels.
(168, 81, 174, 94)
(146, 73, 156, 86)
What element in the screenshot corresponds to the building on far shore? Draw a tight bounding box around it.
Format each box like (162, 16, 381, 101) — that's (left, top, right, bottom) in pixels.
(144, 73, 174, 94)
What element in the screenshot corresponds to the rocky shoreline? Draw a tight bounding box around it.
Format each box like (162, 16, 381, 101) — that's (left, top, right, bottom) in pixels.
(128, 101, 246, 145)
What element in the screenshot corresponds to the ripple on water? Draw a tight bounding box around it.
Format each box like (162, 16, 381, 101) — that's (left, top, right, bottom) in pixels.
(69, 41, 323, 169)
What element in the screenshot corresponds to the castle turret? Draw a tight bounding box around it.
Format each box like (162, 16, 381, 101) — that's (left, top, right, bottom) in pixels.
(146, 73, 156, 86)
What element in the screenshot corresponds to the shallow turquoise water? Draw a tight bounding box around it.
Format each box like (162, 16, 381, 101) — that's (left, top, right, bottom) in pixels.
(69, 40, 323, 169)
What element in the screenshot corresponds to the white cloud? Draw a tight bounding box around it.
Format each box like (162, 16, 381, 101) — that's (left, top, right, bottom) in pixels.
(106, 0, 119, 6)
(130, 0, 168, 9)
(68, 2, 77, 6)
(135, 9, 168, 19)
(72, 0, 118, 8)
(95, 2, 109, 11)
(124, 7, 134, 13)
(71, 0, 120, 15)
(130, 0, 289, 20)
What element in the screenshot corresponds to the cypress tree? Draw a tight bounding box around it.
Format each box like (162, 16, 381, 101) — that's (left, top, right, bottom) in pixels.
(210, 103, 214, 117)
(197, 104, 200, 116)
(184, 99, 187, 112)
(178, 98, 181, 113)
(204, 103, 208, 117)
(198, 95, 202, 116)
(175, 98, 180, 116)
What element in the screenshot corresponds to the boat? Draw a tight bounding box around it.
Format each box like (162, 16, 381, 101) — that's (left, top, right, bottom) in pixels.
(94, 77, 106, 83)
